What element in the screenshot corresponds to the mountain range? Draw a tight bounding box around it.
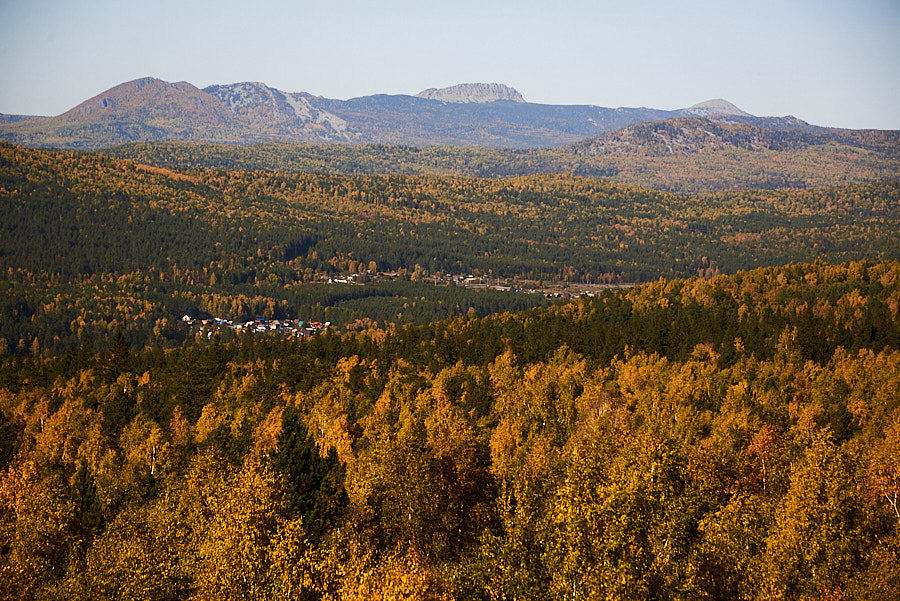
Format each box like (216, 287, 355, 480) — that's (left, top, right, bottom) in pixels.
(0, 77, 834, 150)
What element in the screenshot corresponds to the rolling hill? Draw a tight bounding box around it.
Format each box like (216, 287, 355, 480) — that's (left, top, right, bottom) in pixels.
(99, 116, 900, 194)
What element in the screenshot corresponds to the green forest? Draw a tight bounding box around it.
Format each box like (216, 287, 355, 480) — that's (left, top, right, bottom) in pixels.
(2, 137, 900, 599)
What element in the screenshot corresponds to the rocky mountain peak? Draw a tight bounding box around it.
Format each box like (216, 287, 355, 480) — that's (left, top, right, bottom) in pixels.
(415, 83, 525, 104)
(682, 99, 752, 118)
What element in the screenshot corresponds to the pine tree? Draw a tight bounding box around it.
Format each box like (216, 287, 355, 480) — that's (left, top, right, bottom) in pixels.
(105, 328, 132, 380)
(270, 405, 347, 536)
(71, 462, 103, 555)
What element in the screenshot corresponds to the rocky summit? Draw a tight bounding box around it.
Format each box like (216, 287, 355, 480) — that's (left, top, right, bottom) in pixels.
(415, 83, 526, 104)
(682, 99, 753, 118)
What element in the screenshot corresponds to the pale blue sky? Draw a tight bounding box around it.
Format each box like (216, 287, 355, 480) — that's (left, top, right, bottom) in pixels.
(1, 0, 898, 129)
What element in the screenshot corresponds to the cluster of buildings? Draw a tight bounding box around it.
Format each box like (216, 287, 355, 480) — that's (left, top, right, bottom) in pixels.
(181, 315, 330, 338)
(422, 273, 629, 298)
(328, 271, 629, 299)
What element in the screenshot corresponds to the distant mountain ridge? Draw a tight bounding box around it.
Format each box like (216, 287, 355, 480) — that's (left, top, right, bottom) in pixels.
(0, 114, 44, 124)
(572, 116, 900, 158)
(0, 77, 891, 150)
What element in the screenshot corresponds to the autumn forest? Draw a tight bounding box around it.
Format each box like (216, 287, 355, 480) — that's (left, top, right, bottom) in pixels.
(1, 138, 900, 600)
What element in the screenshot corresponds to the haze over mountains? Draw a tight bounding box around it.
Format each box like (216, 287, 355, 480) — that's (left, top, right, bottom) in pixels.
(0, 76, 853, 150)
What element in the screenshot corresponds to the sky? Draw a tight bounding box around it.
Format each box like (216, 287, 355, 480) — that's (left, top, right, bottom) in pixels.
(1, 0, 898, 130)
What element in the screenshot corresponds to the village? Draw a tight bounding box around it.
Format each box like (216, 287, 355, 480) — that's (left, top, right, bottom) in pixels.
(179, 274, 632, 339)
(329, 271, 634, 298)
(181, 315, 330, 338)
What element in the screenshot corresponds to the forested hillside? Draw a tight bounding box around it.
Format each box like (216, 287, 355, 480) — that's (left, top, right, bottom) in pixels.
(2, 261, 899, 599)
(3, 142, 899, 356)
(99, 121, 900, 194)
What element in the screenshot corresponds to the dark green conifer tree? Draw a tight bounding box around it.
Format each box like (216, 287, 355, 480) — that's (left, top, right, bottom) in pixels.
(105, 328, 132, 381)
(270, 405, 347, 537)
(71, 462, 103, 556)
